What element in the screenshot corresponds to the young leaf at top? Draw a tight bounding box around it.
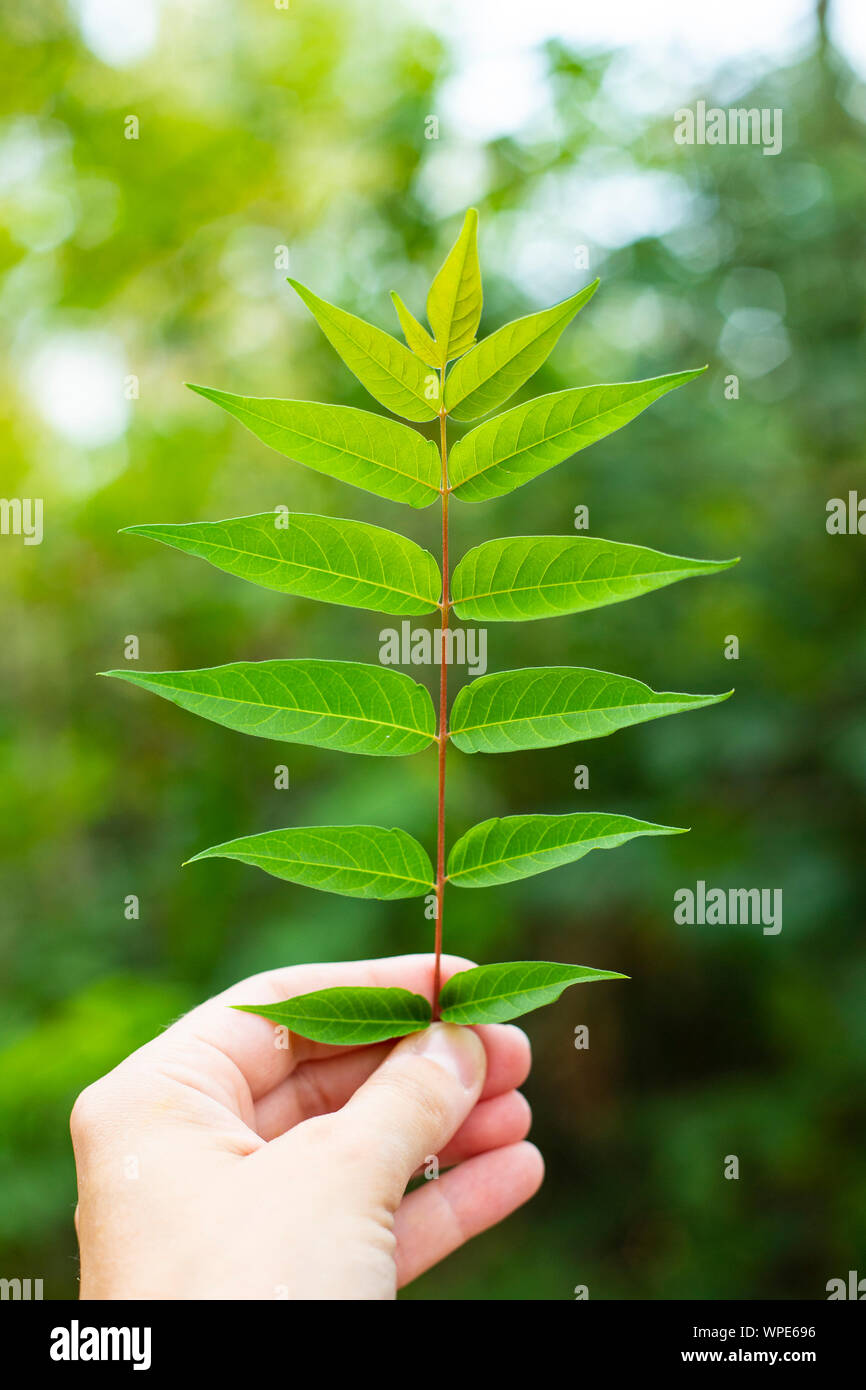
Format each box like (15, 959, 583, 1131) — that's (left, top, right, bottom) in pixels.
(187, 824, 435, 900)
(124, 512, 441, 617)
(187, 387, 439, 507)
(444, 281, 599, 422)
(451, 534, 737, 623)
(287, 280, 439, 422)
(448, 370, 706, 503)
(439, 961, 627, 1026)
(234, 986, 432, 1046)
(447, 811, 686, 888)
(426, 208, 482, 364)
(450, 666, 732, 754)
(103, 659, 436, 756)
(390, 292, 440, 368)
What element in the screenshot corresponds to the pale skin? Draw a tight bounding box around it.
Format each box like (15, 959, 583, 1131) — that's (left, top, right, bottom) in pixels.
(71, 953, 544, 1299)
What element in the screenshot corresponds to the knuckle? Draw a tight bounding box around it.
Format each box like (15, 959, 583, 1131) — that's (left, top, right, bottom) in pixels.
(69, 1082, 106, 1140)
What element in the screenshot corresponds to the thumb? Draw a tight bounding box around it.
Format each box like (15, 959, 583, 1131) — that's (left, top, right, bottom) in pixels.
(332, 1023, 486, 1209)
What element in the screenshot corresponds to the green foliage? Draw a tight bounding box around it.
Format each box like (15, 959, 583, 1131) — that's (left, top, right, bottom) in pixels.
(187, 825, 435, 899)
(235, 986, 432, 1044)
(439, 962, 627, 1025)
(287, 281, 439, 422)
(425, 207, 483, 363)
(3, 7, 862, 1300)
(448, 371, 705, 502)
(186, 387, 440, 506)
(451, 535, 736, 622)
(447, 812, 685, 888)
(111, 209, 729, 1044)
(390, 292, 440, 368)
(444, 282, 599, 421)
(123, 513, 441, 615)
(104, 660, 436, 755)
(450, 668, 732, 753)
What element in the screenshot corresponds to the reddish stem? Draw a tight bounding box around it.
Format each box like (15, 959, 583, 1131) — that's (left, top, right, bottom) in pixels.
(432, 378, 449, 1019)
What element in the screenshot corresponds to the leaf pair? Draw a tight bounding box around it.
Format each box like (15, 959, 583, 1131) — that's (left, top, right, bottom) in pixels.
(122, 511, 735, 626)
(105, 659, 729, 762)
(235, 959, 628, 1044)
(183, 811, 684, 897)
(188, 369, 702, 510)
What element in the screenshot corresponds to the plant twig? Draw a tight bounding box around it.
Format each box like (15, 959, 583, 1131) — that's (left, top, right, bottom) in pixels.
(432, 369, 449, 1019)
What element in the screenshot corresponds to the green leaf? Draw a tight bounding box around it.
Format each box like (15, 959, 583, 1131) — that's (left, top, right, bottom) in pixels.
(450, 666, 732, 754)
(447, 811, 686, 888)
(187, 824, 435, 899)
(288, 280, 439, 422)
(234, 986, 432, 1046)
(451, 535, 737, 622)
(123, 511, 441, 616)
(187, 386, 440, 508)
(102, 659, 436, 756)
(390, 292, 440, 368)
(426, 208, 482, 364)
(449, 370, 706, 502)
(444, 281, 599, 421)
(440, 961, 627, 1025)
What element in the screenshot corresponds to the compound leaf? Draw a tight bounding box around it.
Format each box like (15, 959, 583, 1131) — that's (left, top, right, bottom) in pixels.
(187, 824, 435, 899)
(391, 292, 440, 368)
(288, 280, 439, 421)
(426, 208, 482, 363)
(444, 281, 599, 421)
(450, 666, 732, 753)
(187, 387, 440, 507)
(102, 659, 436, 756)
(447, 811, 686, 888)
(449, 370, 706, 502)
(124, 512, 441, 616)
(234, 986, 432, 1046)
(451, 534, 737, 622)
(439, 961, 627, 1025)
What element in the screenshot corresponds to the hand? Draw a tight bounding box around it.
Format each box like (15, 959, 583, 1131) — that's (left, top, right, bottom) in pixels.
(70, 953, 543, 1299)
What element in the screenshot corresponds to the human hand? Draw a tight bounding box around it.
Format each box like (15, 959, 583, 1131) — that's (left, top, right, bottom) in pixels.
(70, 953, 543, 1299)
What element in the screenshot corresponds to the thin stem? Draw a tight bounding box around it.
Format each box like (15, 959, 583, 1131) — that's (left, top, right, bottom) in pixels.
(432, 369, 449, 1020)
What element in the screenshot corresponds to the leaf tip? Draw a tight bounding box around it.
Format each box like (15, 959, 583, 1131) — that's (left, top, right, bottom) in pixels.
(186, 382, 219, 402)
(182, 850, 209, 867)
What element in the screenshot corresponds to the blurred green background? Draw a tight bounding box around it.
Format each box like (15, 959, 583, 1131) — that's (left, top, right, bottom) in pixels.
(2, 0, 865, 1300)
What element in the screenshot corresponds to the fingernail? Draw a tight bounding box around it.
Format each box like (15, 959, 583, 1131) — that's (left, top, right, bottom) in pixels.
(405, 1022, 485, 1090)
